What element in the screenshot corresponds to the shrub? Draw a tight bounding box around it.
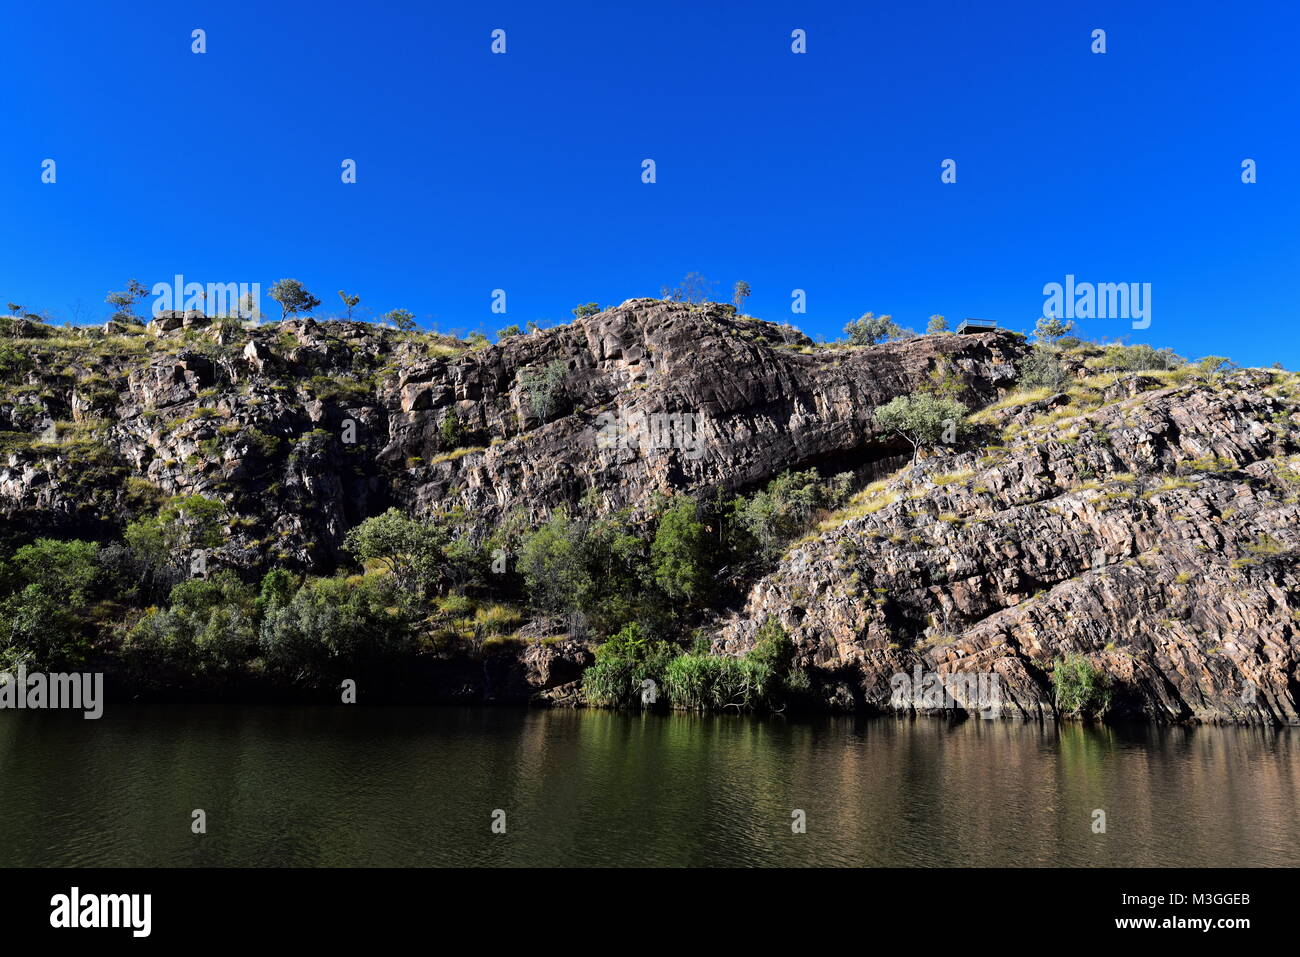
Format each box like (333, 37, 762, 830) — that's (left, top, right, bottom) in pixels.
(844, 313, 909, 346)
(259, 575, 414, 687)
(582, 623, 679, 708)
(517, 361, 568, 423)
(439, 409, 466, 449)
(1017, 348, 1068, 391)
(343, 508, 450, 597)
(0, 584, 86, 671)
(126, 572, 259, 677)
(383, 308, 416, 331)
(874, 394, 970, 465)
(1051, 653, 1112, 716)
(731, 469, 852, 562)
(1100, 343, 1185, 372)
(650, 497, 711, 605)
(661, 618, 798, 712)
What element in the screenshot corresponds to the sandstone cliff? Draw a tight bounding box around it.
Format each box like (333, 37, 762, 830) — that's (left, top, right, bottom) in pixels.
(2, 301, 1296, 723)
(716, 367, 1300, 724)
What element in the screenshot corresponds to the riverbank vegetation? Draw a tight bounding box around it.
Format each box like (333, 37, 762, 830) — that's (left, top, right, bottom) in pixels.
(0, 466, 852, 710)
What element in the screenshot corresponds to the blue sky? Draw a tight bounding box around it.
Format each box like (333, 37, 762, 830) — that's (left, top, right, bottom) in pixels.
(2, 0, 1297, 367)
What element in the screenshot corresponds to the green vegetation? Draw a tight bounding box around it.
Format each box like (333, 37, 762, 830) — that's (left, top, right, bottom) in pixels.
(732, 281, 751, 313)
(1051, 653, 1112, 716)
(874, 394, 970, 465)
(517, 361, 568, 423)
(0, 538, 101, 670)
(383, 308, 417, 331)
(105, 279, 149, 324)
(843, 312, 912, 346)
(337, 290, 360, 318)
(268, 279, 321, 320)
(583, 617, 805, 712)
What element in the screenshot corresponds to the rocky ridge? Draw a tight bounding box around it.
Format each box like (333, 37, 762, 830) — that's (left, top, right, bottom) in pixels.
(716, 368, 1300, 724)
(3, 301, 1297, 723)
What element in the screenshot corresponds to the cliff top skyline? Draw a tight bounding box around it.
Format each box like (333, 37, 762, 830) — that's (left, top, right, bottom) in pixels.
(2, 0, 1297, 369)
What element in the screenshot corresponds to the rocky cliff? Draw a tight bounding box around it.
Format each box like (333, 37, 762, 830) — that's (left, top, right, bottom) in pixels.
(0, 300, 1023, 567)
(716, 367, 1300, 724)
(2, 301, 1297, 723)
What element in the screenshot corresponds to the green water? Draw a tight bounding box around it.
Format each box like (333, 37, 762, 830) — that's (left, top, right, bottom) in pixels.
(0, 706, 1295, 867)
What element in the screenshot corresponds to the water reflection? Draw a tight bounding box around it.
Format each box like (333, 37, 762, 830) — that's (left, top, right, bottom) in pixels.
(0, 707, 1294, 867)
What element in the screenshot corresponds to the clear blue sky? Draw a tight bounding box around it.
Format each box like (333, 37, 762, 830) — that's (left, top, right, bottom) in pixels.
(2, 0, 1297, 367)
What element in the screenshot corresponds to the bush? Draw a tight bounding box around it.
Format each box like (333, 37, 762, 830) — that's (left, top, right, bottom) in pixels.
(259, 575, 414, 687)
(1017, 348, 1068, 391)
(0, 584, 86, 671)
(662, 653, 759, 710)
(844, 313, 912, 346)
(730, 469, 851, 563)
(439, 409, 466, 449)
(650, 497, 711, 606)
(0, 538, 104, 670)
(874, 394, 970, 465)
(343, 508, 449, 597)
(661, 618, 798, 712)
(517, 361, 568, 423)
(582, 623, 679, 708)
(1100, 343, 1185, 372)
(1051, 653, 1112, 716)
(126, 573, 259, 677)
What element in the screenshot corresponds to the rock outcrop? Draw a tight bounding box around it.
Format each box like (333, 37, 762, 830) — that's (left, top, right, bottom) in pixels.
(0, 300, 1025, 568)
(4, 301, 1297, 724)
(716, 369, 1300, 725)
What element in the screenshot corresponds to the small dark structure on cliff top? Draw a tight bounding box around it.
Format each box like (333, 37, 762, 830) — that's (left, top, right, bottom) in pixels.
(956, 318, 998, 334)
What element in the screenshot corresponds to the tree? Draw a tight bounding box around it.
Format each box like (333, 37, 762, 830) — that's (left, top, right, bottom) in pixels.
(337, 290, 360, 318)
(517, 510, 591, 617)
(923, 359, 964, 398)
(0, 538, 100, 606)
(1033, 316, 1075, 346)
(496, 324, 522, 339)
(124, 494, 227, 589)
(343, 508, 450, 597)
(106, 279, 150, 323)
(874, 394, 970, 465)
(650, 497, 711, 606)
(844, 312, 905, 346)
(572, 302, 600, 319)
(732, 281, 751, 313)
(382, 308, 416, 331)
(661, 272, 716, 304)
(268, 279, 321, 320)
(6, 303, 22, 317)
(926, 314, 949, 334)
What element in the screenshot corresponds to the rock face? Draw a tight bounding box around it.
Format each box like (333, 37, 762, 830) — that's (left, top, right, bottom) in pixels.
(382, 299, 1024, 523)
(716, 369, 1300, 725)
(0, 301, 1024, 568)
(4, 302, 1298, 724)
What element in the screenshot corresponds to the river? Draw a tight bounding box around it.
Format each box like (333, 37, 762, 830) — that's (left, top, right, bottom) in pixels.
(1, 706, 1295, 866)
